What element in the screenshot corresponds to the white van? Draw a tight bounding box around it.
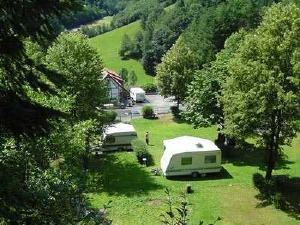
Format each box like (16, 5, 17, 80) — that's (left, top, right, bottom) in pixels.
(100, 123, 138, 151)
(160, 136, 222, 177)
(130, 87, 146, 102)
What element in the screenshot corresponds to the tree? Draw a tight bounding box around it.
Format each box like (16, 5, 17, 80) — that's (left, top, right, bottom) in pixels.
(156, 36, 198, 106)
(119, 68, 129, 82)
(222, 3, 300, 180)
(0, 0, 81, 135)
(119, 34, 134, 59)
(132, 30, 144, 59)
(128, 70, 138, 86)
(184, 30, 248, 127)
(46, 32, 108, 120)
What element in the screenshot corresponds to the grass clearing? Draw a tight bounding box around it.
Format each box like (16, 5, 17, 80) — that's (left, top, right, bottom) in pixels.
(89, 21, 154, 85)
(86, 115, 300, 224)
(87, 16, 113, 27)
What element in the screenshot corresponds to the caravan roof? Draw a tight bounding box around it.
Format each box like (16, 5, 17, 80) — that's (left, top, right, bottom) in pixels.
(130, 87, 145, 94)
(104, 123, 136, 135)
(163, 136, 220, 154)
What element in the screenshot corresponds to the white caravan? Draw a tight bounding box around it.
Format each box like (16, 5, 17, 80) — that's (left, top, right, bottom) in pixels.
(100, 123, 137, 151)
(130, 87, 146, 102)
(160, 136, 222, 177)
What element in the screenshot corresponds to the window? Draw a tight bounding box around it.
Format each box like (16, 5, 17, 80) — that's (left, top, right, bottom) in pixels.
(105, 135, 115, 144)
(205, 155, 216, 163)
(181, 157, 192, 165)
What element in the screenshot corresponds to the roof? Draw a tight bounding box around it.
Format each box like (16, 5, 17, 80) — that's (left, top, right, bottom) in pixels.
(102, 68, 129, 94)
(104, 123, 136, 135)
(102, 68, 123, 86)
(163, 136, 220, 154)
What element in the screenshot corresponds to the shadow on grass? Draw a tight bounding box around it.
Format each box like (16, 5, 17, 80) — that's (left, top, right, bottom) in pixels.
(221, 141, 295, 171)
(166, 167, 233, 181)
(253, 173, 300, 220)
(86, 153, 162, 196)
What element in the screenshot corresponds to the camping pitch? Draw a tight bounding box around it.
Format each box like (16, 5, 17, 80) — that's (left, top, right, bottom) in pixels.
(160, 136, 222, 177)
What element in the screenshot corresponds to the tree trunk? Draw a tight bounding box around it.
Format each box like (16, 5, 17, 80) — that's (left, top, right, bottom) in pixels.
(265, 153, 275, 180)
(265, 113, 276, 180)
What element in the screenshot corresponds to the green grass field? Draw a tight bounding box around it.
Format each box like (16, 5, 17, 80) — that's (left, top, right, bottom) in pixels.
(86, 115, 300, 224)
(89, 21, 154, 85)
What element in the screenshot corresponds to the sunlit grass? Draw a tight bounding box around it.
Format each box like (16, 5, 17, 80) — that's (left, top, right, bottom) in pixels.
(86, 115, 300, 225)
(89, 21, 154, 85)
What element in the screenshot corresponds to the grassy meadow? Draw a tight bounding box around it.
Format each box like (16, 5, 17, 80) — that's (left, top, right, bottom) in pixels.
(86, 115, 300, 225)
(89, 21, 154, 85)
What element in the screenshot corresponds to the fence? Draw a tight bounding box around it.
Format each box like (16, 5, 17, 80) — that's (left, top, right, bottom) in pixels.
(116, 106, 172, 122)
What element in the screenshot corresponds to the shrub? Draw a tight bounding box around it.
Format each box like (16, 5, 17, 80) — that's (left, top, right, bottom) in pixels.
(141, 83, 157, 93)
(142, 105, 154, 118)
(98, 110, 117, 124)
(131, 139, 149, 165)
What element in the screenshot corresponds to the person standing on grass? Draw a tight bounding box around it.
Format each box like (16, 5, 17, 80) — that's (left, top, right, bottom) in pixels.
(145, 131, 149, 145)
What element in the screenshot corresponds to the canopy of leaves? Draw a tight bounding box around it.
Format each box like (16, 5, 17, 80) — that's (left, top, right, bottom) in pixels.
(0, 0, 81, 135)
(222, 3, 300, 179)
(156, 36, 198, 103)
(183, 30, 248, 127)
(46, 32, 108, 120)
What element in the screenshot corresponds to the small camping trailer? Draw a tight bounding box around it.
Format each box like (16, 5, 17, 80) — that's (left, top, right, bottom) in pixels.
(100, 123, 137, 151)
(130, 87, 146, 102)
(160, 136, 222, 177)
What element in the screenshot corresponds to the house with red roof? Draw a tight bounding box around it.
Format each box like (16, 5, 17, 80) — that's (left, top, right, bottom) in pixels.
(102, 68, 129, 105)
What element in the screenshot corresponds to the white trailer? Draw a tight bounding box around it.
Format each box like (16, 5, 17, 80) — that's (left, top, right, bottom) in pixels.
(100, 123, 138, 151)
(130, 87, 146, 102)
(160, 136, 222, 177)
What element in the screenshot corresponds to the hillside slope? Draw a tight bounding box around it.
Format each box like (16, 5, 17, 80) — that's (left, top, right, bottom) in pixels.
(89, 21, 154, 85)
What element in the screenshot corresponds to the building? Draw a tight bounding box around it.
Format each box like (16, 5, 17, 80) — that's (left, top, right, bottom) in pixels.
(102, 68, 129, 105)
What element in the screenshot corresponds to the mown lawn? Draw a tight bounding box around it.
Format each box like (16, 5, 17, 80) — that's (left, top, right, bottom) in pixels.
(86, 115, 300, 224)
(89, 21, 154, 85)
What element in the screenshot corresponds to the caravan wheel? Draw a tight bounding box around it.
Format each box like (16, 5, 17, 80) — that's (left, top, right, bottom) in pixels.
(191, 172, 198, 178)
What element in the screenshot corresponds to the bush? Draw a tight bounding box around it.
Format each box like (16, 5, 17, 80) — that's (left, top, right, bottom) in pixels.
(141, 83, 157, 93)
(142, 105, 154, 118)
(98, 110, 117, 124)
(131, 139, 150, 165)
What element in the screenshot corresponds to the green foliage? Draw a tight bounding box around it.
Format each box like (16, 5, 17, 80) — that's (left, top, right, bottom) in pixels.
(81, 22, 113, 38)
(142, 105, 154, 118)
(61, 3, 106, 29)
(119, 68, 129, 82)
(183, 30, 248, 127)
(156, 36, 198, 105)
(111, 0, 164, 28)
(119, 34, 134, 59)
(128, 70, 138, 85)
(141, 83, 157, 93)
(222, 3, 300, 179)
(160, 188, 188, 225)
(98, 110, 117, 124)
(141, 1, 190, 74)
(131, 138, 150, 164)
(46, 32, 108, 120)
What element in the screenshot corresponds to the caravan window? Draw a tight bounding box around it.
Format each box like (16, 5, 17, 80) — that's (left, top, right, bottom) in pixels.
(205, 155, 216, 163)
(105, 135, 115, 143)
(181, 157, 192, 165)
